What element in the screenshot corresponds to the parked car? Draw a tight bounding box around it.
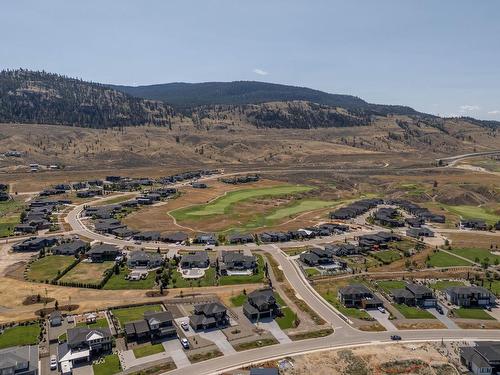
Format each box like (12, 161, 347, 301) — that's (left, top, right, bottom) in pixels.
(377, 306, 386, 313)
(390, 335, 401, 341)
(436, 305, 444, 315)
(486, 305, 492, 311)
(180, 337, 190, 349)
(50, 355, 58, 370)
(181, 322, 189, 331)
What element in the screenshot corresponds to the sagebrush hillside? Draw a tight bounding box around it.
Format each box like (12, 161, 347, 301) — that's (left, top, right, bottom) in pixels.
(0, 69, 176, 128)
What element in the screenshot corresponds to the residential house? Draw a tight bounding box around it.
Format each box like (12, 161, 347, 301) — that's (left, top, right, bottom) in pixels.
(445, 286, 496, 307)
(258, 232, 291, 243)
(86, 244, 120, 263)
(390, 283, 436, 307)
(189, 302, 229, 330)
(161, 232, 188, 244)
(180, 252, 210, 269)
(93, 218, 125, 233)
(193, 233, 217, 246)
(110, 227, 137, 238)
(191, 182, 208, 189)
(0, 345, 39, 375)
(219, 251, 257, 275)
(329, 199, 383, 220)
(406, 227, 434, 238)
(228, 233, 254, 244)
(125, 310, 177, 343)
(49, 310, 63, 326)
(299, 248, 347, 270)
(460, 219, 488, 231)
(12, 237, 58, 252)
(460, 342, 500, 375)
(132, 231, 161, 241)
(243, 288, 281, 320)
(373, 208, 405, 227)
(59, 327, 112, 367)
(338, 284, 383, 309)
(52, 239, 88, 256)
(127, 251, 163, 269)
(358, 232, 400, 250)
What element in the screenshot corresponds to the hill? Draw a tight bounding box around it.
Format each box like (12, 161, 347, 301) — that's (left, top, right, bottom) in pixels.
(109, 80, 421, 116)
(0, 69, 175, 128)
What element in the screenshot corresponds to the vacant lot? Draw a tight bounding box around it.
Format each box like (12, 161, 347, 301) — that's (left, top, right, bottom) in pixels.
(59, 261, 114, 285)
(394, 304, 435, 319)
(0, 324, 40, 349)
(0, 199, 24, 237)
(112, 304, 163, 326)
(27, 255, 75, 282)
(427, 250, 472, 267)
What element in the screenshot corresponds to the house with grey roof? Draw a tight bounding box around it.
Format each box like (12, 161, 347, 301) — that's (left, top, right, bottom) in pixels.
(219, 251, 256, 275)
(189, 302, 229, 330)
(243, 288, 281, 321)
(406, 227, 434, 238)
(86, 244, 121, 263)
(193, 233, 217, 246)
(445, 286, 496, 307)
(461, 342, 500, 375)
(59, 327, 112, 367)
(12, 237, 58, 252)
(338, 284, 383, 309)
(390, 283, 436, 307)
(127, 250, 163, 269)
(161, 232, 188, 243)
(180, 252, 210, 269)
(0, 345, 39, 375)
(52, 239, 88, 256)
(125, 310, 176, 343)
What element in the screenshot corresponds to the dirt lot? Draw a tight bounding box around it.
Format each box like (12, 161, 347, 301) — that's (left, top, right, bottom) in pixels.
(273, 342, 459, 375)
(447, 232, 500, 248)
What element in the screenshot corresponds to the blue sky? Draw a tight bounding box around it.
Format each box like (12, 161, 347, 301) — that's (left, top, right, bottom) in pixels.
(1, 0, 499, 120)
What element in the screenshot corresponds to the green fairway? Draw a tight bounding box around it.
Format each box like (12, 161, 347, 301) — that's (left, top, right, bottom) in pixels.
(76, 318, 109, 329)
(394, 304, 436, 319)
(219, 254, 265, 286)
(453, 308, 495, 320)
(93, 354, 121, 375)
(377, 280, 405, 293)
(27, 255, 76, 282)
(450, 248, 500, 265)
(429, 280, 466, 291)
(171, 185, 313, 221)
(133, 343, 165, 359)
(0, 324, 41, 349)
(112, 304, 162, 326)
(441, 204, 499, 225)
(427, 251, 472, 267)
(103, 269, 157, 290)
(168, 267, 216, 288)
(265, 199, 340, 221)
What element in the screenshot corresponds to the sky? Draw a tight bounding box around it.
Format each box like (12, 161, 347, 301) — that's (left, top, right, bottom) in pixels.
(1, 0, 499, 120)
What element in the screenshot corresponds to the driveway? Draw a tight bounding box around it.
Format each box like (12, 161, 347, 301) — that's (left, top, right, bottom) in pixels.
(198, 330, 236, 355)
(428, 305, 459, 329)
(162, 339, 191, 369)
(257, 319, 291, 344)
(367, 310, 397, 331)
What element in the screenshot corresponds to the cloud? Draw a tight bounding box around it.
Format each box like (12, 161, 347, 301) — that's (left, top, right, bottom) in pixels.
(252, 68, 268, 76)
(488, 110, 500, 115)
(459, 105, 480, 113)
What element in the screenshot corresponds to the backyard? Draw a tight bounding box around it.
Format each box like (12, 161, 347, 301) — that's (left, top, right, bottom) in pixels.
(168, 267, 216, 288)
(219, 254, 265, 286)
(26, 255, 76, 282)
(371, 249, 402, 265)
(103, 269, 157, 290)
(0, 324, 41, 349)
(376, 280, 405, 293)
(429, 280, 466, 291)
(112, 304, 163, 326)
(93, 354, 122, 375)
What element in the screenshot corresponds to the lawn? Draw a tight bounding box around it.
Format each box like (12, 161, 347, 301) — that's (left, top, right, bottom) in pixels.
(219, 254, 265, 285)
(320, 289, 371, 320)
(0, 324, 41, 349)
(429, 280, 465, 291)
(394, 304, 436, 319)
(441, 204, 499, 225)
(171, 185, 313, 221)
(377, 280, 405, 293)
(305, 268, 320, 277)
(487, 280, 500, 295)
(103, 268, 157, 290)
(27, 255, 76, 282)
(0, 199, 24, 237)
(450, 248, 500, 265)
(427, 251, 472, 267)
(453, 308, 495, 320)
(371, 249, 402, 264)
(112, 304, 163, 326)
(59, 261, 114, 285)
(274, 293, 297, 330)
(168, 267, 216, 288)
(76, 318, 109, 329)
(133, 343, 165, 359)
(230, 293, 248, 307)
(265, 199, 341, 221)
(93, 354, 121, 375)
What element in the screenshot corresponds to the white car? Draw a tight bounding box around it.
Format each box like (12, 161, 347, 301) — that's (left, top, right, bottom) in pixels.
(50, 355, 58, 370)
(181, 322, 189, 331)
(180, 338, 190, 349)
(378, 306, 386, 313)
